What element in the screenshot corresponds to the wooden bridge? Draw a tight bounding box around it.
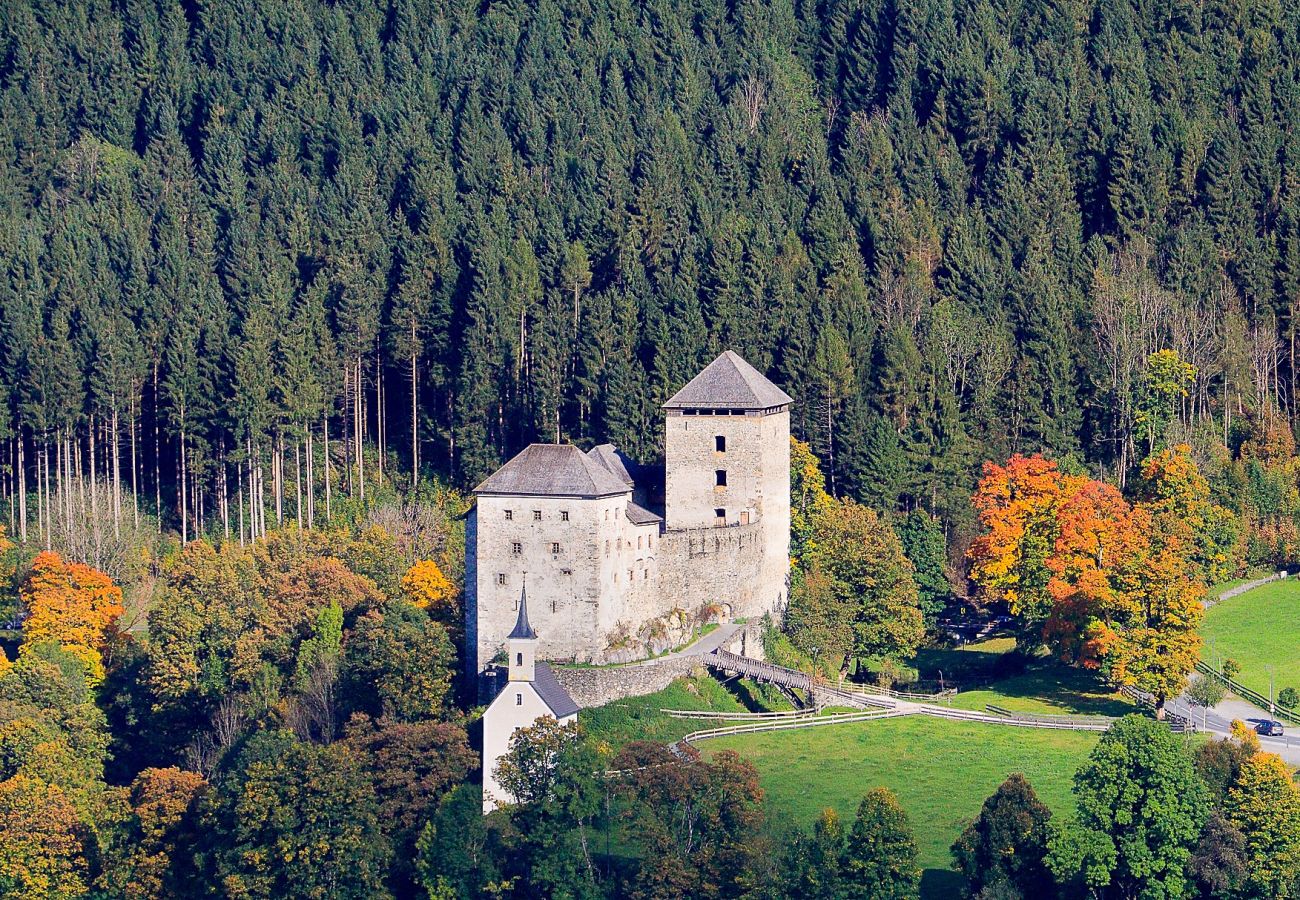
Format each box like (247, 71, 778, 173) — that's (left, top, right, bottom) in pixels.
(703, 649, 902, 710)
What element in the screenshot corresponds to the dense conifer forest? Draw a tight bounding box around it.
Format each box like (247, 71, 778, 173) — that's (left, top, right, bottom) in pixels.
(6, 0, 1300, 554)
(3, 3, 1300, 898)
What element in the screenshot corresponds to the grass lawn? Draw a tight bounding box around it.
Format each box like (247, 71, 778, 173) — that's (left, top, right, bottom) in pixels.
(913, 636, 1138, 717)
(912, 636, 1018, 684)
(946, 664, 1137, 716)
(1201, 578, 1300, 699)
(705, 716, 1100, 898)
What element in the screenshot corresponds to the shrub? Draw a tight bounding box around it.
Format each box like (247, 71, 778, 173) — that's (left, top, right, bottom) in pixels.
(1278, 687, 1298, 709)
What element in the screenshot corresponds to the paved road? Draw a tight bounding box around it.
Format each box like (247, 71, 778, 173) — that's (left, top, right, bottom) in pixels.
(1166, 676, 1300, 765)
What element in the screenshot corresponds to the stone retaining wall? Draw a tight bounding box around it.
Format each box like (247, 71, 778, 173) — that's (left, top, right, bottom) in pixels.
(550, 621, 767, 708)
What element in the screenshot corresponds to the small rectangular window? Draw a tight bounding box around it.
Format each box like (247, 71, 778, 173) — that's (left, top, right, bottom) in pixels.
(516, 693, 523, 706)
(715, 469, 727, 487)
(511, 542, 522, 554)
(637, 535, 642, 549)
(715, 435, 726, 452)
(505, 509, 513, 520)
(551, 542, 560, 554)
(533, 510, 542, 520)
(497, 573, 507, 585)
(715, 508, 726, 524)
(561, 510, 569, 521)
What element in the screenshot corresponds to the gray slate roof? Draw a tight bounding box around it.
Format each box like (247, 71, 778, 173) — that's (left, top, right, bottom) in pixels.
(626, 499, 663, 526)
(534, 663, 580, 718)
(475, 444, 631, 497)
(586, 444, 635, 486)
(663, 350, 794, 409)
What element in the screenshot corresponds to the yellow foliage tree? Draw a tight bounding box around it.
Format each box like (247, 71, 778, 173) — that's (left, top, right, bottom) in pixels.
(1229, 719, 1262, 752)
(98, 767, 207, 899)
(1225, 752, 1300, 897)
(402, 560, 455, 614)
(0, 774, 90, 899)
(19, 552, 124, 685)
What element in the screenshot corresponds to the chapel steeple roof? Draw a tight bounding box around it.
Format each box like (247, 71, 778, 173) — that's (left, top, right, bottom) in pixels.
(508, 586, 537, 641)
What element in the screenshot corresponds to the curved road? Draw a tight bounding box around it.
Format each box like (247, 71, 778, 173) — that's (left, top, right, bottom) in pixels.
(1165, 678, 1300, 764)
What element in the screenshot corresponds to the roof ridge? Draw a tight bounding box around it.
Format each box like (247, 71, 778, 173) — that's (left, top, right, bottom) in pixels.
(474, 443, 630, 497)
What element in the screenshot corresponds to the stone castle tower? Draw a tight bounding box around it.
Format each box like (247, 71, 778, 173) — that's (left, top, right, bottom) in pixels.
(465, 350, 792, 682)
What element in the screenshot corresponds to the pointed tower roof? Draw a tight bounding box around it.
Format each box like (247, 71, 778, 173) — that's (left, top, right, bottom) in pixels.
(508, 586, 537, 640)
(663, 350, 793, 409)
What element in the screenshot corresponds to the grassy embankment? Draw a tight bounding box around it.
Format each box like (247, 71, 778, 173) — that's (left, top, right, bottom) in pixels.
(1201, 577, 1300, 700)
(582, 670, 792, 748)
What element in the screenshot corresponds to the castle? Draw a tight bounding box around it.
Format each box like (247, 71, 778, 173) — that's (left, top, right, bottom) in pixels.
(465, 350, 792, 683)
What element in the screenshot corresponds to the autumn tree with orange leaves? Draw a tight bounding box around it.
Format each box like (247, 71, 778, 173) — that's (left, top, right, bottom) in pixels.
(19, 552, 124, 685)
(969, 454, 1205, 711)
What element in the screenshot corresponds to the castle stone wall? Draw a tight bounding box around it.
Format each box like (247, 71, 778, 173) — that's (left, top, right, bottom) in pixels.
(470, 493, 617, 674)
(655, 522, 769, 619)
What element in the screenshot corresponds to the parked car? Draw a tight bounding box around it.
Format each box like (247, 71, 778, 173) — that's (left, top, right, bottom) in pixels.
(1256, 720, 1285, 737)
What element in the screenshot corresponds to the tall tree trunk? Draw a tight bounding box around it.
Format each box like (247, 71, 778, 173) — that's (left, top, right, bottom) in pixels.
(295, 438, 303, 529)
(410, 329, 419, 491)
(153, 364, 161, 532)
(324, 407, 332, 521)
(130, 392, 139, 529)
(356, 356, 365, 503)
(111, 404, 121, 539)
(247, 438, 256, 541)
(238, 453, 246, 546)
(180, 414, 188, 544)
(306, 423, 315, 527)
(90, 415, 101, 558)
(39, 439, 48, 548)
(274, 432, 283, 527)
(56, 433, 65, 543)
(343, 362, 352, 498)
(16, 431, 26, 543)
(221, 450, 230, 543)
(376, 347, 384, 486)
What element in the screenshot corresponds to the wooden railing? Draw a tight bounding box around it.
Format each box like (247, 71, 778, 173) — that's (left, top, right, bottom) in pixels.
(1194, 661, 1300, 725)
(674, 708, 906, 749)
(1207, 570, 1289, 608)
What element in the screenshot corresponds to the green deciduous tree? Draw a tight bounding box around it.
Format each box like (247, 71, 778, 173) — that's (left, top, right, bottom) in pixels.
(1047, 716, 1208, 900)
(195, 730, 392, 900)
(952, 774, 1053, 900)
(841, 787, 921, 900)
